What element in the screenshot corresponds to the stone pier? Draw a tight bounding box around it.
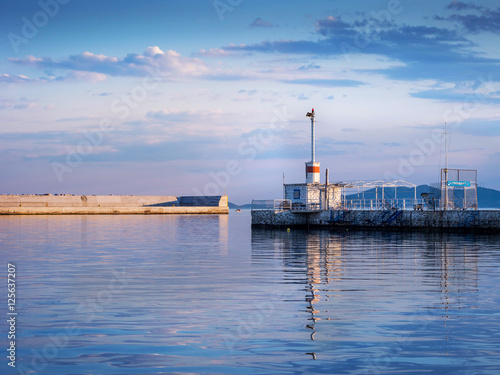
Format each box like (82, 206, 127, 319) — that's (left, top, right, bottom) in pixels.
(251, 209, 500, 232)
(0, 195, 229, 215)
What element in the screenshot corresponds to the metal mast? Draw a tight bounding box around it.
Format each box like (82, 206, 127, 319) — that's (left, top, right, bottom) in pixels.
(444, 122, 448, 210)
(310, 109, 315, 162)
(305, 109, 320, 184)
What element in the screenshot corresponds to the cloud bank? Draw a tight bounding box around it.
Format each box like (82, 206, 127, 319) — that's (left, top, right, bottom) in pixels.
(8, 46, 208, 79)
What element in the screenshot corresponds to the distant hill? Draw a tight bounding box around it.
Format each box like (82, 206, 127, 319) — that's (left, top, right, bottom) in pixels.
(477, 186, 500, 208)
(228, 202, 252, 209)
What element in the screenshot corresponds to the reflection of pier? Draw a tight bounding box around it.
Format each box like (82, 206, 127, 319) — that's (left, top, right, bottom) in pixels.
(251, 228, 482, 360)
(175, 214, 229, 254)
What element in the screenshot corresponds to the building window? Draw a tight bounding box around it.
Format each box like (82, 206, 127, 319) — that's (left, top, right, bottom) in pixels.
(293, 189, 300, 200)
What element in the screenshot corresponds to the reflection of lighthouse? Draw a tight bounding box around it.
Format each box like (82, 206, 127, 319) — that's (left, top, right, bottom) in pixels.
(305, 109, 320, 184)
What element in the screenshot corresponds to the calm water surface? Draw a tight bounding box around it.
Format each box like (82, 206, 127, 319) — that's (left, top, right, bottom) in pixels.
(1, 211, 500, 374)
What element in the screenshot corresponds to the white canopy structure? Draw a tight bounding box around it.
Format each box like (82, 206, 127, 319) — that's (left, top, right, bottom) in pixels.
(337, 179, 418, 210)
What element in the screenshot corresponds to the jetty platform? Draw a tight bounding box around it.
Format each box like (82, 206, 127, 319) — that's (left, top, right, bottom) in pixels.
(251, 202, 500, 233)
(251, 108, 500, 233)
(0, 195, 228, 215)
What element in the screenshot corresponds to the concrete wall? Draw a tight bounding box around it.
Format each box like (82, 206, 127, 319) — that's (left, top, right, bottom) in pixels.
(285, 184, 312, 204)
(252, 209, 500, 232)
(0, 195, 229, 215)
(0, 195, 179, 208)
(0, 206, 228, 215)
(329, 188, 342, 209)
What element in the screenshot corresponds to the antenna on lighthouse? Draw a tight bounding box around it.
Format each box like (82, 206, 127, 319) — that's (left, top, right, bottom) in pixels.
(305, 108, 320, 184)
(306, 108, 315, 162)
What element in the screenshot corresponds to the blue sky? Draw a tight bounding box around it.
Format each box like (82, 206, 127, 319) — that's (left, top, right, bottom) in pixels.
(1, 0, 499, 203)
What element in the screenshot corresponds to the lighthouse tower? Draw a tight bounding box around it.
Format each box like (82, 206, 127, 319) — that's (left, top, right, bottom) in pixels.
(282, 108, 342, 210)
(305, 109, 320, 183)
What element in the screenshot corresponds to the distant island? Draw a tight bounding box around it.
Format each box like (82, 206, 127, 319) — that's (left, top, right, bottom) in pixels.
(229, 202, 252, 210)
(475, 186, 500, 208)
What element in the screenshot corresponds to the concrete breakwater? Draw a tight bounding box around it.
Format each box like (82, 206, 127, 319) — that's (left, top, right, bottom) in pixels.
(0, 195, 228, 215)
(251, 209, 500, 232)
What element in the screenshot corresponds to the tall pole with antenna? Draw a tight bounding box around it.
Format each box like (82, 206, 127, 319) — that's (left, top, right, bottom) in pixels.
(283, 172, 285, 200)
(444, 122, 448, 210)
(311, 110, 315, 162)
(305, 109, 320, 184)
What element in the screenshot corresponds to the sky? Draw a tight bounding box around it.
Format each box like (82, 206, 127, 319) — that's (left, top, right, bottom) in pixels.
(1, 0, 499, 204)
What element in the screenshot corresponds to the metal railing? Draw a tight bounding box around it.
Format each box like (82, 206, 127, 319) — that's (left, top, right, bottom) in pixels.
(342, 198, 478, 211)
(251, 199, 292, 211)
(290, 201, 322, 212)
(342, 198, 425, 211)
(252, 198, 479, 212)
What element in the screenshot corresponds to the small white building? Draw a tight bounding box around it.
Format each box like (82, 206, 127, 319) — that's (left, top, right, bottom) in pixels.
(283, 109, 343, 211)
(284, 182, 342, 210)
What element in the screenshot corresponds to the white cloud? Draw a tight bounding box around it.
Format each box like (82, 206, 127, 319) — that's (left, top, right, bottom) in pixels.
(65, 71, 108, 83)
(0, 74, 34, 84)
(14, 102, 38, 110)
(197, 48, 233, 57)
(144, 46, 165, 57)
(146, 109, 225, 122)
(0, 97, 39, 110)
(9, 46, 208, 79)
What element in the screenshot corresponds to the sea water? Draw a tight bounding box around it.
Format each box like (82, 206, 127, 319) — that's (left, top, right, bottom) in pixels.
(1, 211, 500, 374)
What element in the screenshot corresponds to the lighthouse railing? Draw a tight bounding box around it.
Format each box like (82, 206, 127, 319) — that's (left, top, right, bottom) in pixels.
(251, 199, 292, 212)
(341, 198, 428, 211)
